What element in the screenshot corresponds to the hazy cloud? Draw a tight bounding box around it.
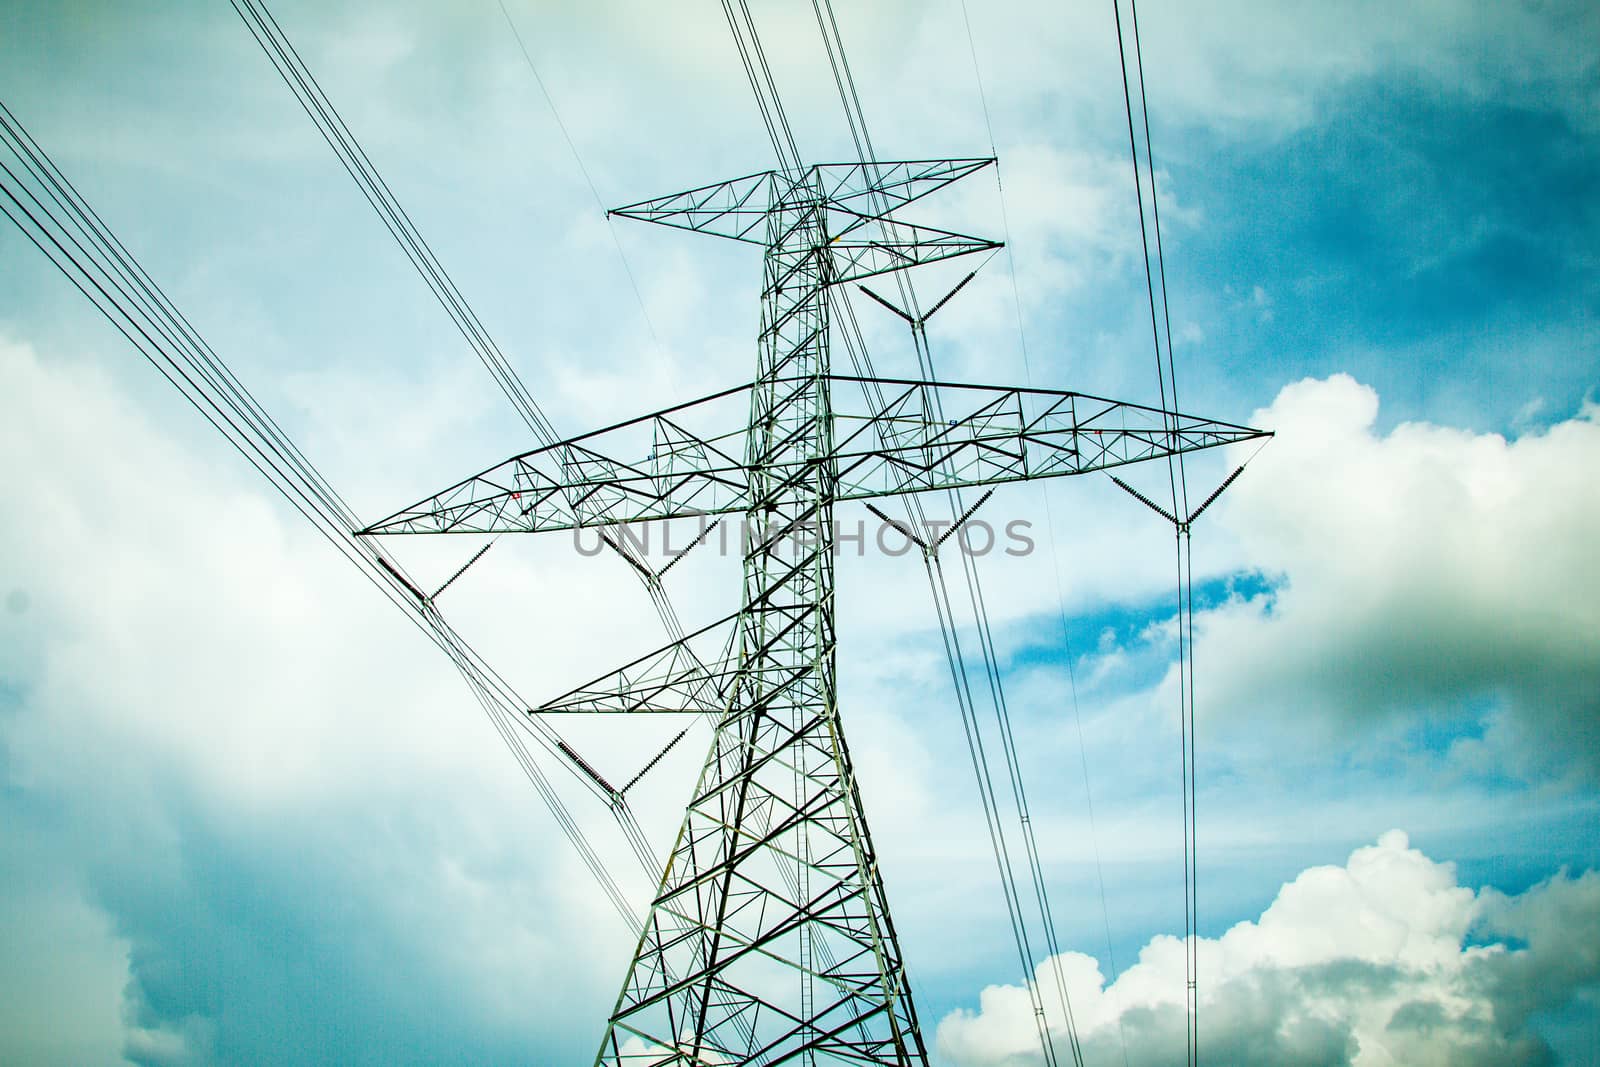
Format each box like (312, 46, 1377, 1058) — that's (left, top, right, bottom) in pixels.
(0, 338, 641, 1064)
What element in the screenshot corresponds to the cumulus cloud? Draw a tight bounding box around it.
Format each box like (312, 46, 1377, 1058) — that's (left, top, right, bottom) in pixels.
(937, 831, 1600, 1066)
(1195, 374, 1600, 780)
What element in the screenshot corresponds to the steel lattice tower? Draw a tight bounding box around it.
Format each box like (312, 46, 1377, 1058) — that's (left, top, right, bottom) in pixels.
(364, 158, 1267, 1065)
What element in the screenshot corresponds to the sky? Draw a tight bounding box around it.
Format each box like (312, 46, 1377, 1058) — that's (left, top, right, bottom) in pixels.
(0, 0, 1596, 1064)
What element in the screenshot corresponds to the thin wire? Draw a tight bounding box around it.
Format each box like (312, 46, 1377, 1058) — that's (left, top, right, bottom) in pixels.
(0, 124, 615, 822)
(1130, 0, 1188, 517)
(1110, 0, 1199, 1061)
(233, 0, 551, 440)
(1124, 6, 1202, 1047)
(719, 0, 801, 175)
(494, 0, 665, 361)
(809, 2, 1102, 1059)
(0, 177, 641, 926)
(234, 0, 741, 912)
(738, 0, 805, 173)
(956, 4, 1134, 1062)
(829, 291, 1072, 1067)
(821, 289, 1072, 1066)
(233, 0, 685, 641)
(926, 547, 1062, 1067)
(959, 0, 1132, 1020)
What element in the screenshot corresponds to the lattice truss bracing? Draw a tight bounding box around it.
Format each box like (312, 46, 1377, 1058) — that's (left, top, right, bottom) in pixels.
(362, 380, 1264, 538)
(364, 159, 1268, 1066)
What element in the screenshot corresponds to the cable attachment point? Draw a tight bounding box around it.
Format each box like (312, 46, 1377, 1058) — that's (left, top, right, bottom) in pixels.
(620, 726, 693, 795)
(557, 739, 622, 805)
(656, 513, 716, 580)
(431, 538, 496, 601)
(1112, 461, 1254, 536)
(864, 502, 927, 554)
(933, 488, 995, 554)
(1184, 463, 1248, 526)
(1109, 475, 1180, 529)
(375, 555, 431, 606)
(857, 270, 978, 330)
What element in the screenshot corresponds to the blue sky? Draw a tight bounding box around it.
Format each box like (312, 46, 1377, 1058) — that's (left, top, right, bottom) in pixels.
(1, 1, 1597, 1064)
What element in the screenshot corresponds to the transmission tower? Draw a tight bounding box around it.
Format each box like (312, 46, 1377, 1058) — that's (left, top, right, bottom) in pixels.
(364, 157, 1266, 1065)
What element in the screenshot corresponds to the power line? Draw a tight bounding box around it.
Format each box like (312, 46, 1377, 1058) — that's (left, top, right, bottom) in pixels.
(805, 52, 1073, 1067)
(232, 0, 682, 860)
(1109, 0, 1201, 1061)
(0, 98, 642, 934)
(232, 0, 750, 895)
(493, 0, 666, 362)
(230, 0, 691, 643)
(956, 7, 1137, 1065)
(804, 5, 1093, 1060)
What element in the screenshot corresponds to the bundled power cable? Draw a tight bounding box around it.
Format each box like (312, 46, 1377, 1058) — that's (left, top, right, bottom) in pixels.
(229, 0, 723, 884)
(0, 99, 642, 934)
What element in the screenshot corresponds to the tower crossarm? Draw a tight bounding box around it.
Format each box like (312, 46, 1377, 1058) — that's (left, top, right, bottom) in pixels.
(827, 376, 1272, 500)
(359, 383, 759, 536)
(820, 216, 1001, 285)
(812, 157, 994, 218)
(530, 596, 826, 718)
(360, 376, 1268, 537)
(608, 169, 778, 244)
(359, 446, 750, 535)
(607, 157, 996, 249)
(531, 611, 744, 716)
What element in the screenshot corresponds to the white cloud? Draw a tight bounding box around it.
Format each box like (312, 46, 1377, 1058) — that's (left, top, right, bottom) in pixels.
(1194, 375, 1600, 779)
(937, 831, 1600, 1066)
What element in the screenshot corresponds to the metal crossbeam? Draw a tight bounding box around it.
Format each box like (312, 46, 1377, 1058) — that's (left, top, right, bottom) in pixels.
(824, 217, 999, 284)
(362, 378, 1267, 536)
(812, 158, 993, 217)
(609, 170, 777, 244)
(531, 612, 743, 716)
(607, 158, 994, 247)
